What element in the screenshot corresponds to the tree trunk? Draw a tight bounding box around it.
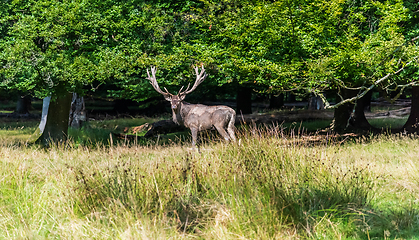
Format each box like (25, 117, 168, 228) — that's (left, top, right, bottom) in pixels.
(269, 93, 284, 109)
(15, 95, 32, 114)
(69, 93, 87, 129)
(236, 86, 252, 114)
(363, 91, 372, 112)
(403, 86, 419, 133)
(28, 96, 51, 144)
(349, 90, 374, 130)
(308, 94, 324, 110)
(29, 93, 72, 145)
(143, 120, 187, 137)
(331, 101, 353, 132)
(331, 89, 355, 132)
(331, 89, 374, 132)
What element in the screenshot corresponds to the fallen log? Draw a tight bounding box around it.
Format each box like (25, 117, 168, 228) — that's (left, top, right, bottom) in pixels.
(142, 119, 187, 137)
(116, 119, 188, 139)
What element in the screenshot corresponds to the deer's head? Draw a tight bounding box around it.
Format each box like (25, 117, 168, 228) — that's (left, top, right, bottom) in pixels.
(146, 66, 208, 111)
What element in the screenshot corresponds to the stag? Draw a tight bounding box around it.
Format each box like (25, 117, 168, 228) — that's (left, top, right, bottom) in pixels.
(146, 66, 236, 147)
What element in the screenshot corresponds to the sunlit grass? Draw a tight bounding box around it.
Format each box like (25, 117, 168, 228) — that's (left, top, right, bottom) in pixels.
(0, 116, 419, 238)
(0, 122, 38, 145)
(0, 122, 418, 238)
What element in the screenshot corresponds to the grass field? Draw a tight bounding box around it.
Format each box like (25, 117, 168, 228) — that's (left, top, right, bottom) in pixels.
(0, 118, 418, 239)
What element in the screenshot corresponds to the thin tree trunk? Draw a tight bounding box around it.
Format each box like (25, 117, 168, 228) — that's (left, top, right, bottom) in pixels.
(69, 93, 87, 129)
(28, 96, 51, 143)
(237, 86, 252, 114)
(403, 86, 419, 132)
(15, 95, 32, 114)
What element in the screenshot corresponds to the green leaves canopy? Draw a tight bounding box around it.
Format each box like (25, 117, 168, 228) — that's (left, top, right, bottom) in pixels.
(0, 0, 185, 99)
(0, 0, 418, 101)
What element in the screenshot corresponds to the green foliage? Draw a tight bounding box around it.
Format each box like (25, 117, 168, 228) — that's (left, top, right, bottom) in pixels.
(0, 0, 418, 104)
(0, 0, 182, 99)
(306, 0, 419, 95)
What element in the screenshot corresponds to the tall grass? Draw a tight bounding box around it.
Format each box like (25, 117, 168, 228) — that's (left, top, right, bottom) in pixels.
(0, 123, 419, 238)
(69, 127, 409, 239)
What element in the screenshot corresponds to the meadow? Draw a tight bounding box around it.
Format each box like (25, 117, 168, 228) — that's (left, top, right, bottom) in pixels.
(0, 117, 418, 239)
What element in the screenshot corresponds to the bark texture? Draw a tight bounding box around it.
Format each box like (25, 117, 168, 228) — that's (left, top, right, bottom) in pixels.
(349, 90, 374, 130)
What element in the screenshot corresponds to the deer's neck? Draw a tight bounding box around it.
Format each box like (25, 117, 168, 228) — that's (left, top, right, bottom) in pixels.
(172, 108, 183, 125)
(172, 102, 192, 125)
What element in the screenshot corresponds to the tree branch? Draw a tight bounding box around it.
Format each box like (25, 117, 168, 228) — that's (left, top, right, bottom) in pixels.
(317, 55, 418, 109)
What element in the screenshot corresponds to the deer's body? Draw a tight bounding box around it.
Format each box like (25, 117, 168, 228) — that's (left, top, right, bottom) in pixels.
(146, 66, 236, 147)
(172, 102, 236, 145)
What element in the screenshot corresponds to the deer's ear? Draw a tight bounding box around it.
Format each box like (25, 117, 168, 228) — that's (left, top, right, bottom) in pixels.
(179, 95, 186, 101)
(164, 95, 172, 101)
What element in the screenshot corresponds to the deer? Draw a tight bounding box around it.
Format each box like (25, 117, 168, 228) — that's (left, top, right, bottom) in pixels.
(146, 65, 236, 147)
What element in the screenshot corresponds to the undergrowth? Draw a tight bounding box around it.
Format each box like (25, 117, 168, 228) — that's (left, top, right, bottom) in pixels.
(0, 123, 419, 239)
(70, 126, 414, 239)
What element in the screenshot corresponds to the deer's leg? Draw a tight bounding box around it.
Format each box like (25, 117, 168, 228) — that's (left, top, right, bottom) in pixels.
(227, 127, 236, 142)
(214, 124, 231, 141)
(191, 127, 198, 147)
(227, 115, 236, 142)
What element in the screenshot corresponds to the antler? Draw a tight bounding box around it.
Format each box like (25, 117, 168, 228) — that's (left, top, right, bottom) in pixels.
(146, 66, 172, 97)
(178, 66, 208, 96)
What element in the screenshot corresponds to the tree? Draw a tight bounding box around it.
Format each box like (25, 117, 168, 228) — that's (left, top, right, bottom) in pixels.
(108, 0, 307, 113)
(304, 0, 418, 132)
(188, 0, 307, 113)
(0, 0, 150, 143)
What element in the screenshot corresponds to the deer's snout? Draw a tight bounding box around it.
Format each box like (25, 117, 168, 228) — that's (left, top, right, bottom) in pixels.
(171, 98, 181, 110)
(171, 101, 180, 110)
